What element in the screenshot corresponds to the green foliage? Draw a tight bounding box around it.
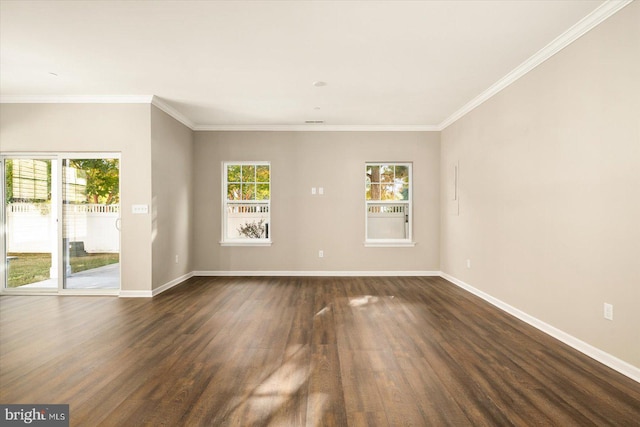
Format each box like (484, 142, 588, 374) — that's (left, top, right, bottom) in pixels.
(256, 165, 269, 182)
(68, 159, 119, 204)
(242, 183, 256, 200)
(237, 219, 266, 238)
(4, 159, 119, 205)
(228, 183, 241, 200)
(242, 165, 255, 181)
(227, 164, 270, 201)
(256, 184, 270, 200)
(4, 160, 13, 204)
(227, 165, 241, 182)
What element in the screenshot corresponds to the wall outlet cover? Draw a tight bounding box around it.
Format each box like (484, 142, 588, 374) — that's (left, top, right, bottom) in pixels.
(132, 204, 149, 214)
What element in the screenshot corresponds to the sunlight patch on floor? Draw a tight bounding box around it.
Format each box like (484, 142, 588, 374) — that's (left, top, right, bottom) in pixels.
(232, 344, 311, 425)
(349, 295, 379, 307)
(315, 306, 331, 317)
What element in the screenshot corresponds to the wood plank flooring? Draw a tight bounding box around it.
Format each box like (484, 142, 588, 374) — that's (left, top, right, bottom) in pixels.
(1, 276, 639, 426)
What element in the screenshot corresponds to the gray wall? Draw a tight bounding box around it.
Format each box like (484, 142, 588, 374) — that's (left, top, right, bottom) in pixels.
(151, 105, 194, 289)
(440, 1, 640, 367)
(193, 131, 440, 272)
(0, 103, 153, 292)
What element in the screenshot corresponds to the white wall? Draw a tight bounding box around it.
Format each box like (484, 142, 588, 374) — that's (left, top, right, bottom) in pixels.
(441, 1, 640, 368)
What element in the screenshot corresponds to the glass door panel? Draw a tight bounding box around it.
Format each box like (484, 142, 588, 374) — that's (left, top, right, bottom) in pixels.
(3, 158, 58, 290)
(62, 158, 120, 290)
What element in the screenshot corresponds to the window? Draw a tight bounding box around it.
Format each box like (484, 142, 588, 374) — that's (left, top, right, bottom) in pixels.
(365, 163, 413, 246)
(222, 162, 271, 245)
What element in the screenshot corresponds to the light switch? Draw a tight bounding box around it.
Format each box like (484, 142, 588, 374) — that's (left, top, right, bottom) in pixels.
(132, 204, 149, 214)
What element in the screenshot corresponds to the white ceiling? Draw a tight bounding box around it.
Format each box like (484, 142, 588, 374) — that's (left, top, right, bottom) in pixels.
(0, 0, 621, 130)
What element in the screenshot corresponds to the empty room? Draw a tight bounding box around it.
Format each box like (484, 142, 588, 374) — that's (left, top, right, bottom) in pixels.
(1, 0, 639, 425)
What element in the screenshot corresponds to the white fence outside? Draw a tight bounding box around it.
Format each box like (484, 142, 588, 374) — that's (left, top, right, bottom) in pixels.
(6, 203, 120, 253)
(227, 203, 270, 239)
(367, 203, 408, 239)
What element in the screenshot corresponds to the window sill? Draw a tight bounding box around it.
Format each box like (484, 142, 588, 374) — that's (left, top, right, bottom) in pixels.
(364, 241, 416, 248)
(220, 240, 272, 247)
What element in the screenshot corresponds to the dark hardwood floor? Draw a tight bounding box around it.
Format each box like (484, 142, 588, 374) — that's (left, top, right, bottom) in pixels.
(1, 276, 639, 426)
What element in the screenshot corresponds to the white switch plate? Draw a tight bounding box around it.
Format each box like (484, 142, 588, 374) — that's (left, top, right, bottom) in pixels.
(319, 250, 324, 258)
(311, 187, 316, 195)
(132, 204, 149, 214)
(319, 187, 324, 195)
(604, 303, 613, 320)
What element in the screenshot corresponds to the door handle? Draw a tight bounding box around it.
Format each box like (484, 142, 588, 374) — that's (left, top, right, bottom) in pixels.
(115, 218, 121, 231)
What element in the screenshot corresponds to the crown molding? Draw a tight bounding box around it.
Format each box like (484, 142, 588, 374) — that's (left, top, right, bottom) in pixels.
(150, 96, 195, 129)
(438, 0, 634, 131)
(193, 124, 440, 132)
(0, 96, 435, 132)
(0, 95, 153, 104)
(1, 0, 630, 133)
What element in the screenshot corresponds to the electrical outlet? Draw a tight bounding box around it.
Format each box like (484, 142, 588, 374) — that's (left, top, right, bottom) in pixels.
(319, 187, 324, 195)
(319, 250, 324, 258)
(466, 259, 471, 268)
(311, 187, 316, 195)
(604, 303, 613, 320)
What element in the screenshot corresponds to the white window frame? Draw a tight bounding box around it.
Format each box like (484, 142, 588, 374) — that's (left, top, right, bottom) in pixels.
(364, 162, 415, 247)
(220, 161, 271, 246)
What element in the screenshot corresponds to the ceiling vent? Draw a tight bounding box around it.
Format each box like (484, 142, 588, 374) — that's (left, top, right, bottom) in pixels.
(305, 120, 324, 124)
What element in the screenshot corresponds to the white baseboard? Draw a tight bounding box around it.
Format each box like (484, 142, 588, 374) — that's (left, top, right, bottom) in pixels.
(152, 272, 194, 296)
(119, 272, 194, 298)
(119, 290, 153, 298)
(440, 272, 640, 384)
(193, 270, 441, 277)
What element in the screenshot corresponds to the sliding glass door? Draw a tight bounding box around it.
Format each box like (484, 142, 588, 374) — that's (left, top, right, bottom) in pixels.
(2, 157, 57, 290)
(1, 154, 120, 293)
(62, 157, 120, 290)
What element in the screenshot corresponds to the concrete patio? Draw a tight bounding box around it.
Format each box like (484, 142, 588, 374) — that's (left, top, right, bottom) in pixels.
(19, 263, 119, 289)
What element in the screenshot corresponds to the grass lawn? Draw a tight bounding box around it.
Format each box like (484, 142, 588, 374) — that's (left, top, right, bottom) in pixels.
(6, 252, 119, 288)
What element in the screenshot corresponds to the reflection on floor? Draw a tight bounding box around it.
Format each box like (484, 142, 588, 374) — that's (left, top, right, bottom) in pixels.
(19, 263, 119, 289)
